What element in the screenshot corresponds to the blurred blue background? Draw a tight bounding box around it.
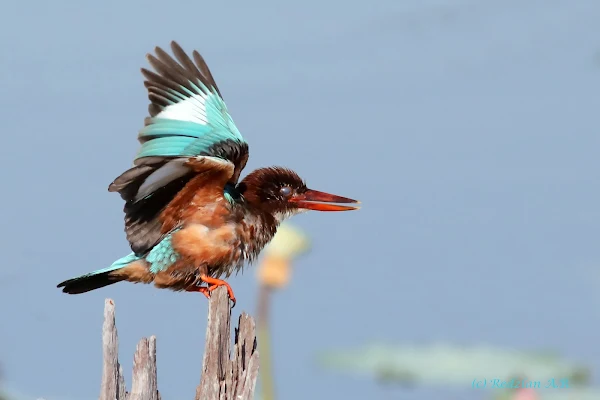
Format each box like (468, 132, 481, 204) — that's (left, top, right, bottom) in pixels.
(1, 0, 599, 399)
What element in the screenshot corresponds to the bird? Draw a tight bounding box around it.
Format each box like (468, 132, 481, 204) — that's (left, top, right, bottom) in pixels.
(56, 41, 360, 307)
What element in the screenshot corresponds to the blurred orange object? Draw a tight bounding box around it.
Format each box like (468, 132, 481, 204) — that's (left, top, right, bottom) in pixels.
(258, 256, 291, 289)
(257, 222, 310, 290)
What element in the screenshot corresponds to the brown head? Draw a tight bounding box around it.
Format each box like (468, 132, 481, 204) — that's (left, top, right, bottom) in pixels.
(237, 167, 360, 220)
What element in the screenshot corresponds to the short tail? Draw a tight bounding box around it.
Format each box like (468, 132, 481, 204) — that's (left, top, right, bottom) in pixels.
(57, 253, 139, 294)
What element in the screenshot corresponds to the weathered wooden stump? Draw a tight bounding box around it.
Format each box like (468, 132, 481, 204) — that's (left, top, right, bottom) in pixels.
(99, 287, 259, 400)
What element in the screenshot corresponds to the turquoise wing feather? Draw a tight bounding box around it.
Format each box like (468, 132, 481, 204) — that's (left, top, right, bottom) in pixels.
(135, 41, 249, 183)
(108, 41, 250, 257)
(136, 85, 244, 159)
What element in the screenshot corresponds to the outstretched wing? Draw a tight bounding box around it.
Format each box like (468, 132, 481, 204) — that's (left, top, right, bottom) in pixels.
(109, 41, 249, 256)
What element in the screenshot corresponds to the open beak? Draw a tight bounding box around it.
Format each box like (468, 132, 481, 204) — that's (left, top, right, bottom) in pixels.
(289, 189, 361, 211)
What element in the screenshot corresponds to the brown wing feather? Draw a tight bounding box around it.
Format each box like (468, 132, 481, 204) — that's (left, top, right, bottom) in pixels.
(160, 157, 235, 234)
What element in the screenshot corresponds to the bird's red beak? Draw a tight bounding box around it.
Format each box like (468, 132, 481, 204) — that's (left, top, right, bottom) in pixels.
(289, 189, 361, 211)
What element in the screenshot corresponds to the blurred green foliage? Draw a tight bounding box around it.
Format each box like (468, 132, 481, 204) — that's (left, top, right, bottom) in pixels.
(318, 342, 600, 399)
(317, 342, 590, 388)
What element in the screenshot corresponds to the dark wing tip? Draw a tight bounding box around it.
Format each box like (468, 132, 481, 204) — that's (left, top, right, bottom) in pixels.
(170, 40, 184, 54)
(140, 41, 224, 115)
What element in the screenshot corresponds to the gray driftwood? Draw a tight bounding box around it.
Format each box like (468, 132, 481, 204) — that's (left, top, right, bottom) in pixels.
(99, 287, 259, 400)
(100, 299, 128, 400)
(196, 287, 260, 400)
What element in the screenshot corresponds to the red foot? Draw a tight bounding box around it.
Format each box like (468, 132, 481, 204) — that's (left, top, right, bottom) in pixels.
(187, 275, 236, 308)
(198, 286, 211, 300)
(186, 285, 211, 299)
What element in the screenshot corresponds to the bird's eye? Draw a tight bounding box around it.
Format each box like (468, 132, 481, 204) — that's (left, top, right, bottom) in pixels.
(279, 186, 293, 197)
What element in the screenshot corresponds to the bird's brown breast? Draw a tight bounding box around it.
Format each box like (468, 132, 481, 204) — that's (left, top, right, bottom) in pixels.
(157, 172, 279, 282)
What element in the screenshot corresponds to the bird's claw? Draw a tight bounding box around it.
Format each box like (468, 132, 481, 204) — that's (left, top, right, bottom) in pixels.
(205, 284, 236, 308)
(194, 275, 237, 308)
(197, 286, 211, 300)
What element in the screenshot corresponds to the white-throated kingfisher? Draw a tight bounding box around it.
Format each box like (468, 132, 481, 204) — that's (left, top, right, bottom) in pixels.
(57, 41, 360, 306)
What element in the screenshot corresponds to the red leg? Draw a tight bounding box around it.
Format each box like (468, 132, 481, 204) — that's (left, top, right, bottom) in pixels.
(186, 285, 211, 300)
(200, 274, 236, 307)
